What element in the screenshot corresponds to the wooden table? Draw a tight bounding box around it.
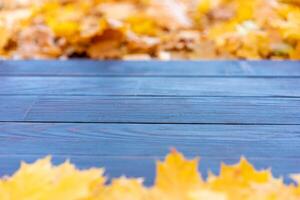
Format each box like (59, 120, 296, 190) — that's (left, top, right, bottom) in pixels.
(0, 60, 299, 184)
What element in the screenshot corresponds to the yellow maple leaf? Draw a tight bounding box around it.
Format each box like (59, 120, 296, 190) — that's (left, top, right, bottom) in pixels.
(235, 1, 257, 23)
(126, 15, 159, 36)
(152, 149, 202, 200)
(197, 0, 223, 14)
(207, 157, 274, 199)
(1, 149, 300, 199)
(97, 177, 149, 200)
(0, 156, 105, 200)
(43, 4, 80, 39)
(188, 189, 227, 200)
(210, 157, 272, 186)
(38, 1, 96, 41)
(281, 12, 300, 40)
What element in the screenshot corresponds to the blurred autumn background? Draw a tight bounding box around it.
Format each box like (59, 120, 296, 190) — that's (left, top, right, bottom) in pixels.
(1, 1, 300, 199)
(0, 0, 299, 60)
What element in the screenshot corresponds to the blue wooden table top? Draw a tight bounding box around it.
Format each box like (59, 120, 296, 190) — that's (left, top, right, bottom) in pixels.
(0, 60, 299, 185)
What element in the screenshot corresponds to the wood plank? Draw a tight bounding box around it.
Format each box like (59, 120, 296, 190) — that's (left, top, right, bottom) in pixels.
(0, 77, 299, 97)
(0, 61, 299, 77)
(4, 123, 300, 183)
(0, 123, 299, 159)
(1, 156, 299, 185)
(1, 136, 299, 159)
(1, 123, 297, 141)
(0, 96, 299, 124)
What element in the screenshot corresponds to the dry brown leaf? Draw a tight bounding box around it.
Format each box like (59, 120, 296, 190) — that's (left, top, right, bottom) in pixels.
(87, 29, 126, 59)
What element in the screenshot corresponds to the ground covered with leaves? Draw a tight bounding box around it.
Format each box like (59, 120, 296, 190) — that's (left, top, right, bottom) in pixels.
(0, 0, 299, 60)
(1, 150, 300, 200)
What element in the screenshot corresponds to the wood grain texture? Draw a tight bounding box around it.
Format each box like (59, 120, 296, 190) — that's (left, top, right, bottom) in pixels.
(0, 77, 299, 97)
(1, 134, 299, 158)
(1, 123, 297, 141)
(0, 60, 299, 77)
(1, 61, 300, 185)
(0, 123, 299, 159)
(2, 122, 300, 183)
(0, 96, 299, 124)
